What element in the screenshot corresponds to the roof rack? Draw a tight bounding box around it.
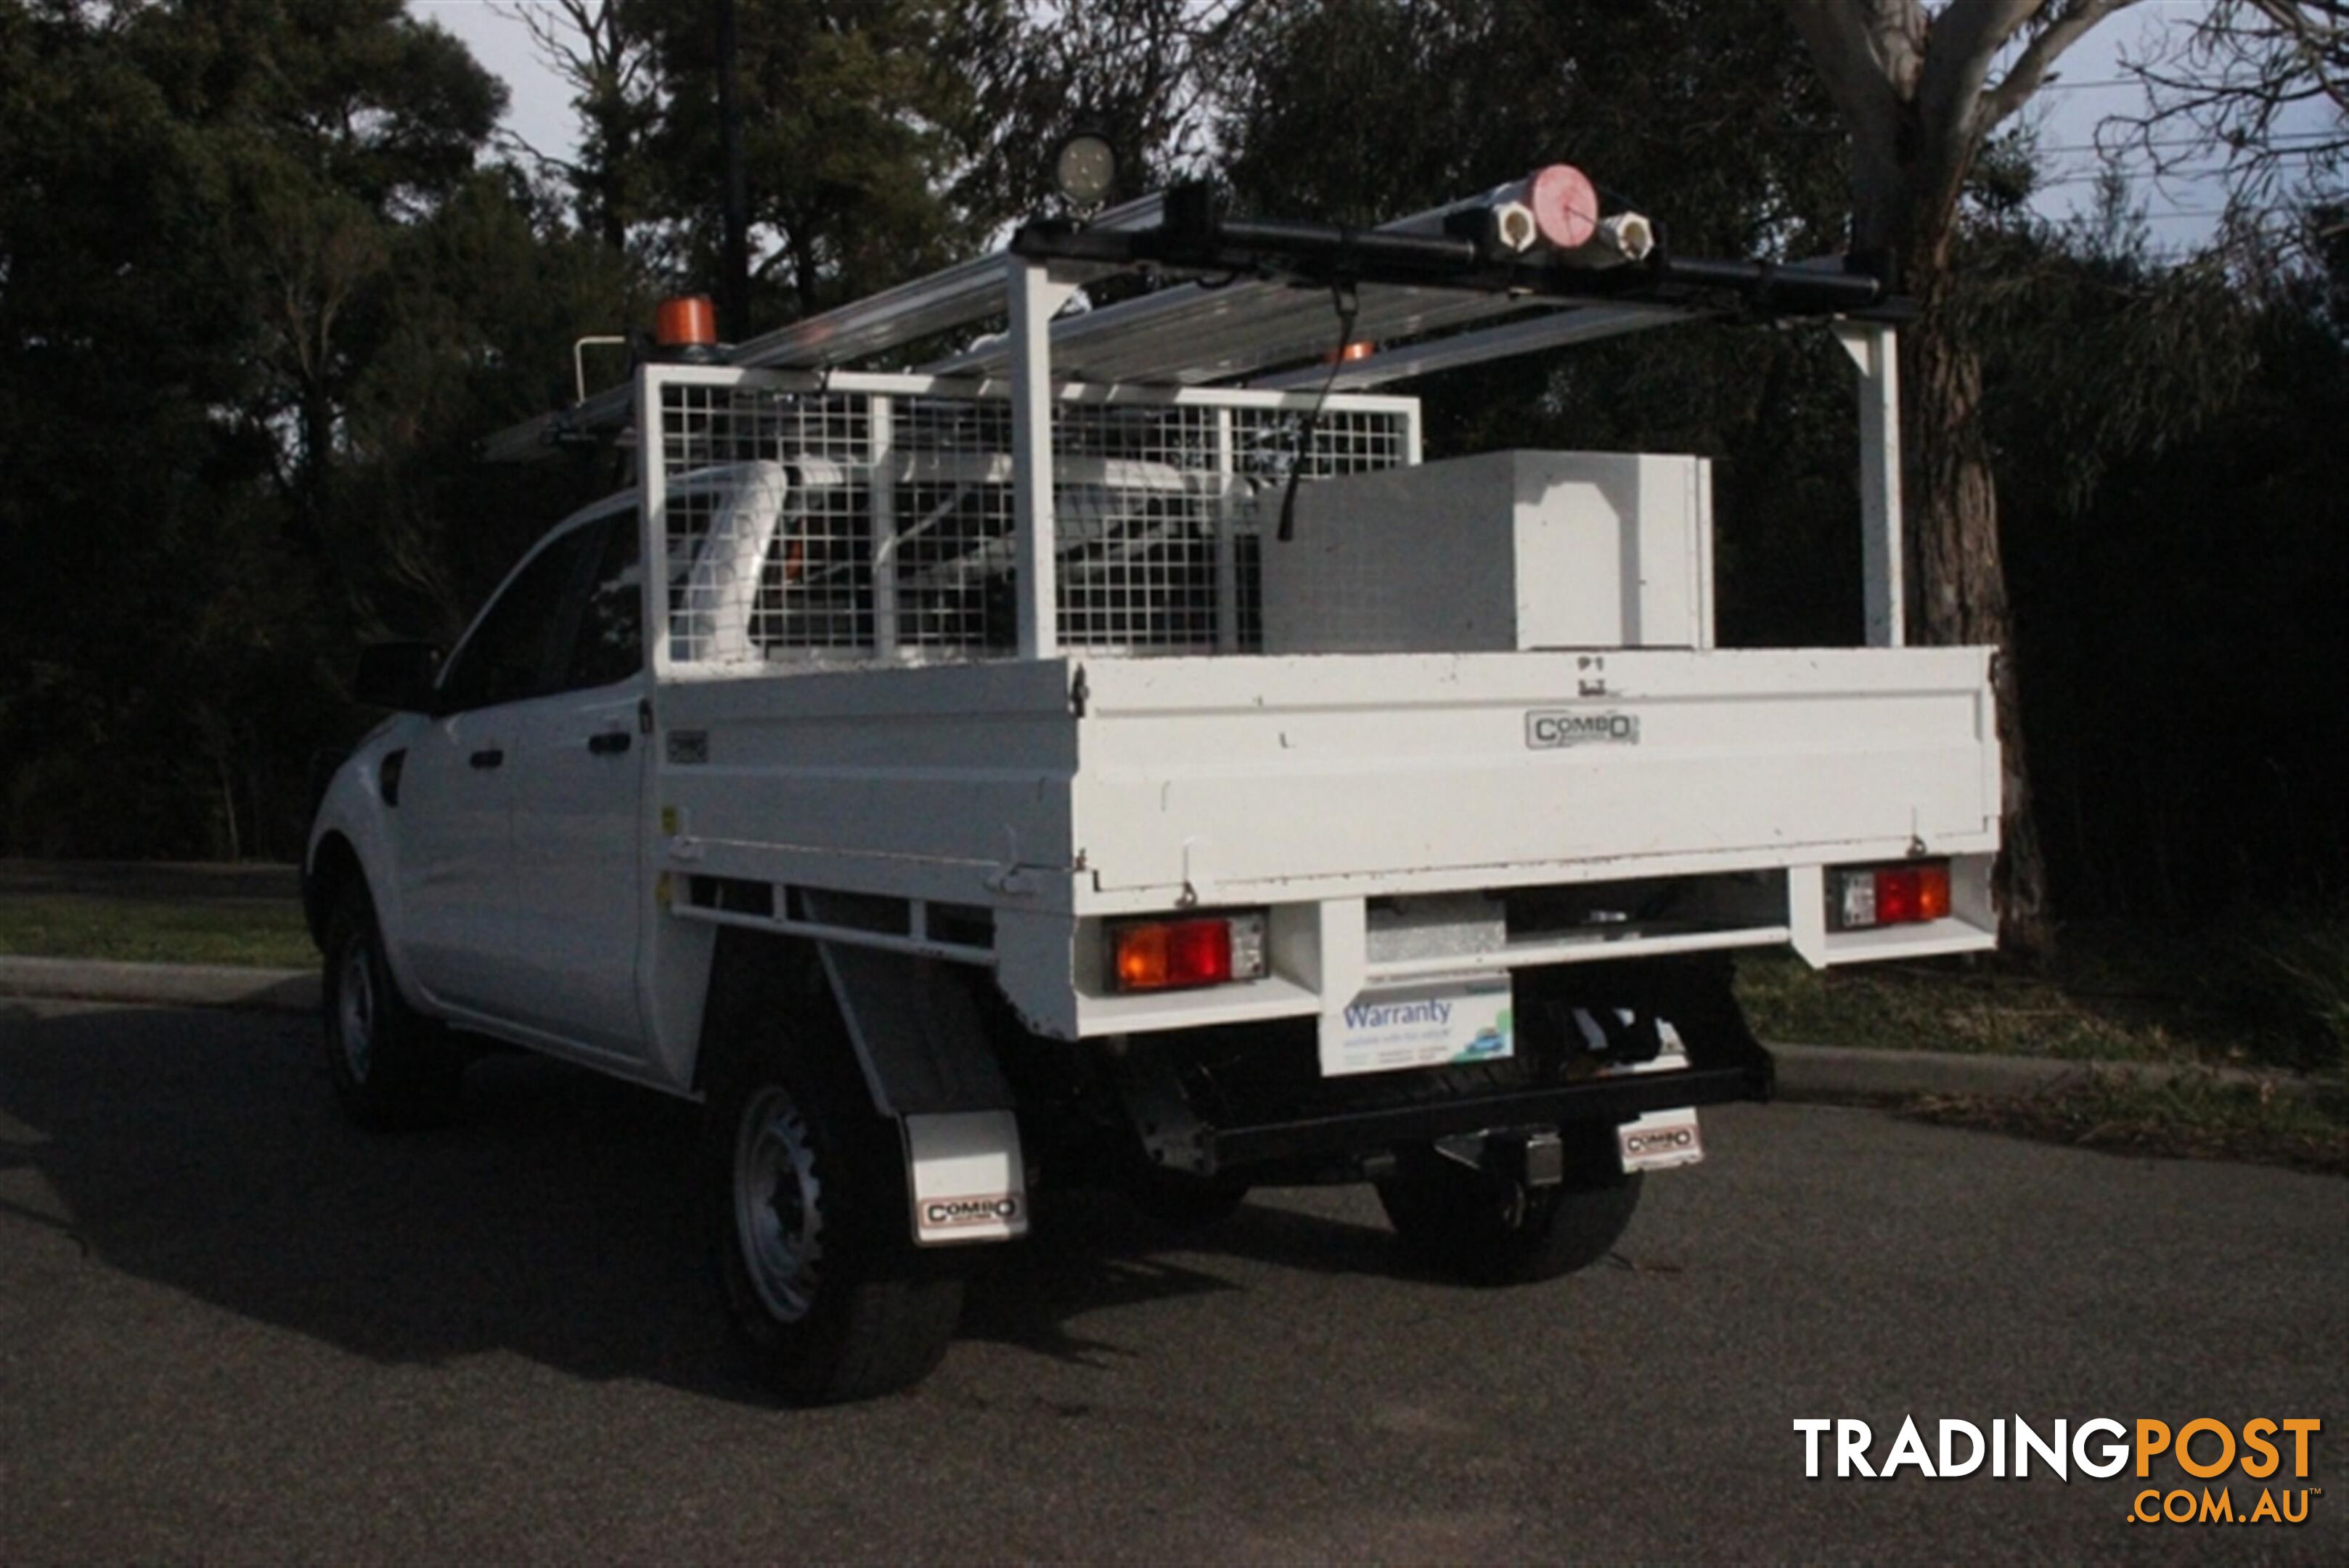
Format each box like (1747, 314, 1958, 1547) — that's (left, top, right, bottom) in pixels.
(483, 178, 1899, 464)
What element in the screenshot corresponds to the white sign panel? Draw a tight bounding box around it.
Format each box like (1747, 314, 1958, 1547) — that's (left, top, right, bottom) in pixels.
(1617, 1107, 1704, 1173)
(1320, 977, 1513, 1078)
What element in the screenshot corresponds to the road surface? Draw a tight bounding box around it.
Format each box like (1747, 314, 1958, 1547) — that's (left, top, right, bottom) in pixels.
(1, 999, 2340, 1561)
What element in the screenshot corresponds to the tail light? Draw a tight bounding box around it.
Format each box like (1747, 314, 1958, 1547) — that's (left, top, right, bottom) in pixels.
(1108, 911, 1269, 993)
(1829, 861, 1953, 931)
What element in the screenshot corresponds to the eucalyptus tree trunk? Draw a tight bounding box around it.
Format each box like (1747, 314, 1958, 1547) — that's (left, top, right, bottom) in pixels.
(1782, 0, 2138, 954)
(1903, 248, 2049, 947)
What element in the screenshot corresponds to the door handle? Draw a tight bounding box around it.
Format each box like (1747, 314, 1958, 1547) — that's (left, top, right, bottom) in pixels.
(587, 732, 633, 756)
(467, 748, 504, 770)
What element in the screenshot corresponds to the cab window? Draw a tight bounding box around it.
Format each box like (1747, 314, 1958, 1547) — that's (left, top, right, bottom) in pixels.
(436, 527, 597, 712)
(561, 511, 643, 691)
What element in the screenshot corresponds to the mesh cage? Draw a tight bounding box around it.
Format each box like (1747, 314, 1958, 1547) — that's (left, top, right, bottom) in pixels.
(650, 370, 1413, 668)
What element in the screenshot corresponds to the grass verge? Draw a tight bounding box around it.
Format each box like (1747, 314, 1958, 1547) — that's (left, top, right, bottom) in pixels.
(1736, 916, 2349, 1077)
(0, 894, 315, 970)
(1903, 1069, 2349, 1178)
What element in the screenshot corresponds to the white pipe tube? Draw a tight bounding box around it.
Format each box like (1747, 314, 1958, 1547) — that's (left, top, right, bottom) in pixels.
(1556, 211, 1657, 269)
(1384, 164, 1601, 256)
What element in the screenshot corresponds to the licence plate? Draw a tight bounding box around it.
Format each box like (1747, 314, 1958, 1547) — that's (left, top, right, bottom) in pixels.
(1318, 976, 1513, 1078)
(1618, 1108, 1704, 1172)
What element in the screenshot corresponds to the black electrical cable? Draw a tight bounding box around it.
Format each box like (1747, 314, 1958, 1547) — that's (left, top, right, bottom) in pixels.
(1275, 281, 1361, 543)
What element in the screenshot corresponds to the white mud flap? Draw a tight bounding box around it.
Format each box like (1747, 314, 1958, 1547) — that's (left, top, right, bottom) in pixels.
(906, 1110, 1029, 1246)
(1617, 1107, 1704, 1174)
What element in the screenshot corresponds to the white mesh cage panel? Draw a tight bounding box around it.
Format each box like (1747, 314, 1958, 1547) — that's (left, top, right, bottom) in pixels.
(646, 369, 1415, 669)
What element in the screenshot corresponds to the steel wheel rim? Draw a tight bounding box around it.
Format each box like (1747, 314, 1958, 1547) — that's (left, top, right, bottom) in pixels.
(734, 1085, 825, 1323)
(337, 944, 375, 1084)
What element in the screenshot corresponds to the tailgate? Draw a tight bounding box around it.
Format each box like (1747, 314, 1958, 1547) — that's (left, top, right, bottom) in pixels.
(1070, 647, 1999, 896)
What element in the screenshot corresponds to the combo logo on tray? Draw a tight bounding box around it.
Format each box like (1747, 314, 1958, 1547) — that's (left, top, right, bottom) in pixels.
(1525, 710, 1640, 748)
(923, 1196, 1020, 1228)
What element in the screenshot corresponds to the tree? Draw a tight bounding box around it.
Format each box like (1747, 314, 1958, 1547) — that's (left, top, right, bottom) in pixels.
(0, 0, 622, 859)
(1778, 0, 2152, 950)
(151, 0, 509, 539)
(957, 0, 1255, 215)
(501, 1, 661, 253)
(1212, 0, 1878, 654)
(2117, 1, 2348, 246)
(1966, 188, 2346, 919)
(629, 0, 995, 322)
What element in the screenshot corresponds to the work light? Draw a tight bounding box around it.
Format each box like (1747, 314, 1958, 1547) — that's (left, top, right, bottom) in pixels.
(1052, 133, 1117, 209)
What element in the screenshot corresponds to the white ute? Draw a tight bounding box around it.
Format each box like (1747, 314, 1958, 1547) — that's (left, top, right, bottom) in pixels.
(306, 171, 2000, 1403)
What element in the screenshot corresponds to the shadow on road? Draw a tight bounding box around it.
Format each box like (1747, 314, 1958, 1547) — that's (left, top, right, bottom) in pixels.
(0, 1000, 1415, 1404)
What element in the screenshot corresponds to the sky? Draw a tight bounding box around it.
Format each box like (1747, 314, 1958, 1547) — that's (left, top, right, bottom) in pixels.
(417, 1, 2317, 256)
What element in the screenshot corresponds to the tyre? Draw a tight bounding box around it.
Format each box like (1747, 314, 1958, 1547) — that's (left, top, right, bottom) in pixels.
(1376, 1132, 1641, 1286)
(319, 882, 462, 1130)
(704, 1011, 964, 1405)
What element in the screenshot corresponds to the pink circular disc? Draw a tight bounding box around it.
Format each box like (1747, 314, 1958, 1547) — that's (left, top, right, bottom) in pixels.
(1526, 164, 1600, 251)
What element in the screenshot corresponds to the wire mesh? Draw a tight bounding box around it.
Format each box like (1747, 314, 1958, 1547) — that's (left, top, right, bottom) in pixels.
(1229, 406, 1411, 483)
(653, 374, 1411, 666)
(1050, 402, 1222, 653)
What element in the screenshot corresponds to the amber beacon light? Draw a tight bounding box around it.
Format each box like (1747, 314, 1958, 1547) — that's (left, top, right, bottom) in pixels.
(655, 295, 719, 351)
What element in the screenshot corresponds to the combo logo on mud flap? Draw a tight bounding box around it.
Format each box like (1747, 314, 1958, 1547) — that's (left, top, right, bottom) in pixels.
(1525, 710, 1641, 749)
(923, 1196, 1021, 1228)
(1622, 1125, 1696, 1158)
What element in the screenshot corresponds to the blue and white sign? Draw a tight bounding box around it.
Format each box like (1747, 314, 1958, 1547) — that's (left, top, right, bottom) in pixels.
(1320, 977, 1514, 1078)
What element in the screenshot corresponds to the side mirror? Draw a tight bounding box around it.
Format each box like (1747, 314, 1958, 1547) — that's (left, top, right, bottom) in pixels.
(353, 640, 444, 711)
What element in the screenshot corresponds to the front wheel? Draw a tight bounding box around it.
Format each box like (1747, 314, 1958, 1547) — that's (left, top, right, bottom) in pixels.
(1376, 1132, 1641, 1285)
(705, 1018, 963, 1405)
(319, 883, 462, 1130)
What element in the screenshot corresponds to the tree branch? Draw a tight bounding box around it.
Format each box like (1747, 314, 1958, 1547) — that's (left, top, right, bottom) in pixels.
(2109, 0, 2346, 221)
(1982, 0, 2141, 129)
(1921, 0, 2042, 147)
(1782, 0, 1921, 144)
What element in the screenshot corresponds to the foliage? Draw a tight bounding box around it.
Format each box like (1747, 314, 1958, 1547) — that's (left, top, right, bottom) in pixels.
(0, 0, 629, 859)
(1905, 1069, 2348, 1177)
(1737, 914, 2347, 1073)
(1974, 193, 2349, 925)
(2117, 0, 2348, 235)
(629, 0, 999, 317)
(0, 0, 2342, 948)
(0, 893, 316, 968)
(2242, 920, 2349, 1074)
(1208, 0, 1871, 648)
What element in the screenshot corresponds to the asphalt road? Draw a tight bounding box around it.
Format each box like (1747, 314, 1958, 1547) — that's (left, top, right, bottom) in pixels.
(1, 1000, 2341, 1563)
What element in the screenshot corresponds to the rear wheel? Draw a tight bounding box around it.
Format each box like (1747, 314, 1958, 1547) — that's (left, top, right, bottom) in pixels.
(319, 883, 462, 1130)
(1376, 1131, 1641, 1285)
(705, 1011, 963, 1405)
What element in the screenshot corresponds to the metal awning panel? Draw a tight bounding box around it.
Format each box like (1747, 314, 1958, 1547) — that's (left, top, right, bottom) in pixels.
(929, 279, 1561, 385)
(1248, 302, 1688, 391)
(729, 192, 1164, 374)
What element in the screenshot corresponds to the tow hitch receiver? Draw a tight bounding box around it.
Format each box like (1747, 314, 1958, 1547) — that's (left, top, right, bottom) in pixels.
(1493, 1127, 1566, 1188)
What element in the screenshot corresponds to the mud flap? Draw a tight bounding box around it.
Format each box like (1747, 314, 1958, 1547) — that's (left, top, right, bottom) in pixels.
(1617, 1106, 1704, 1172)
(808, 911, 1024, 1248)
(906, 1110, 1029, 1244)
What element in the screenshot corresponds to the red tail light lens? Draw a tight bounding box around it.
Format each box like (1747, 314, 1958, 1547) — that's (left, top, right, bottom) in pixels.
(1108, 912, 1268, 993)
(1831, 862, 1953, 930)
